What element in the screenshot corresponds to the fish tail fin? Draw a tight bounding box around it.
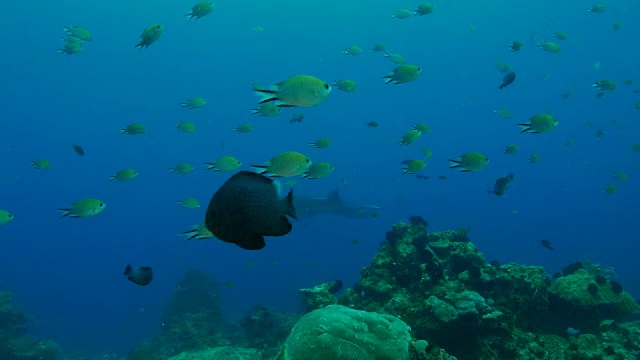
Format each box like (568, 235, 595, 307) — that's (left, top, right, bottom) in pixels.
(58, 208, 71, 218)
(251, 165, 268, 174)
(181, 230, 197, 241)
(123, 264, 132, 276)
(251, 109, 260, 114)
(383, 76, 393, 84)
(286, 189, 297, 219)
(518, 124, 530, 133)
(253, 86, 278, 104)
(448, 159, 460, 168)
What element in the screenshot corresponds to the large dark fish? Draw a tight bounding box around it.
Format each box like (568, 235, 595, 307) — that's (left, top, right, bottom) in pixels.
(488, 172, 514, 196)
(205, 171, 296, 250)
(499, 72, 516, 89)
(124, 264, 153, 286)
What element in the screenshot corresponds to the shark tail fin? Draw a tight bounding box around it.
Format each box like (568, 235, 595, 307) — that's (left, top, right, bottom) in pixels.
(327, 188, 343, 204)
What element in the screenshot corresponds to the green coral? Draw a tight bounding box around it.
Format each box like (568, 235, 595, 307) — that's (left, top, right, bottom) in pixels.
(492, 264, 551, 330)
(549, 269, 639, 329)
(275, 305, 411, 360)
(167, 346, 261, 360)
(298, 281, 338, 312)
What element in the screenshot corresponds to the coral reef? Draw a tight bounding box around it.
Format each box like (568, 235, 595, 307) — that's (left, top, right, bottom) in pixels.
(123, 218, 640, 360)
(127, 269, 241, 360)
(240, 305, 299, 353)
(549, 269, 639, 330)
(0, 291, 61, 360)
(333, 216, 640, 360)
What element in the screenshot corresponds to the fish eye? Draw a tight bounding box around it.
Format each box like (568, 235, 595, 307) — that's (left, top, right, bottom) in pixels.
(324, 84, 329, 89)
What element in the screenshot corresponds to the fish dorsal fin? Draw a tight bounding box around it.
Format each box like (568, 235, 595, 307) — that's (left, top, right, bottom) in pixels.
(230, 171, 273, 184)
(327, 188, 343, 204)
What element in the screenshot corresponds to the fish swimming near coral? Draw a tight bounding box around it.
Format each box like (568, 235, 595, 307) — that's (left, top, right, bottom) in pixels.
(294, 188, 379, 220)
(567, 327, 581, 336)
(540, 239, 554, 250)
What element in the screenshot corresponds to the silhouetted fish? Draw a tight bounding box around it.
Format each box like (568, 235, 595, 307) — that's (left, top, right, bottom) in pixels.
(290, 113, 304, 124)
(499, 72, 516, 89)
(540, 239, 554, 250)
(124, 264, 153, 286)
(488, 172, 514, 196)
(72, 144, 85, 156)
(205, 171, 296, 250)
(327, 280, 343, 294)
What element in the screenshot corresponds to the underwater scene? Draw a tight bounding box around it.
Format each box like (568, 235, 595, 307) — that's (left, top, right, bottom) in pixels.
(1, 0, 639, 359)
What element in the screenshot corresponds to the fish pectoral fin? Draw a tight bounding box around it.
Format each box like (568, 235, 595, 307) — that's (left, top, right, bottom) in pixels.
(268, 217, 293, 236)
(286, 190, 297, 219)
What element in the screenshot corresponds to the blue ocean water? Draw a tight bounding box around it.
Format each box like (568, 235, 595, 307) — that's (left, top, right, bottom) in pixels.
(0, 0, 638, 356)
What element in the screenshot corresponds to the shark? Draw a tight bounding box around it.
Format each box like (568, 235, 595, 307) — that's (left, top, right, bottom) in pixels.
(293, 188, 379, 220)
(179, 188, 376, 241)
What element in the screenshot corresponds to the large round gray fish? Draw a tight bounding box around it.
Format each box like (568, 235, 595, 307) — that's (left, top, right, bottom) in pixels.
(205, 171, 296, 250)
